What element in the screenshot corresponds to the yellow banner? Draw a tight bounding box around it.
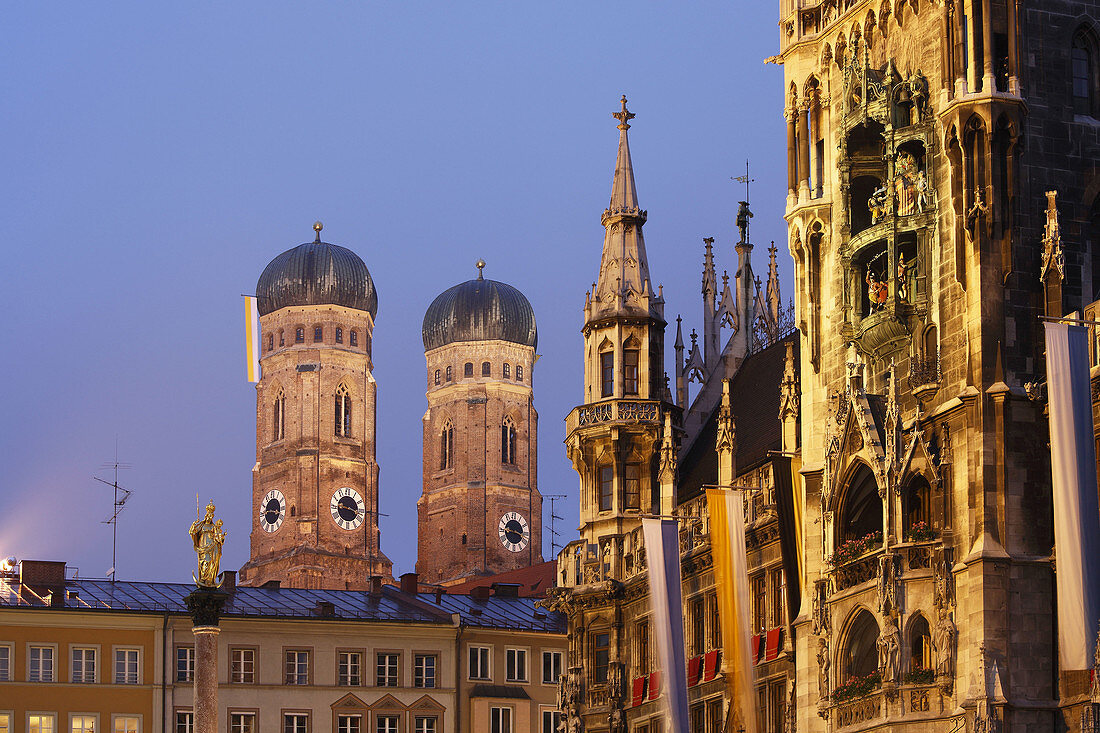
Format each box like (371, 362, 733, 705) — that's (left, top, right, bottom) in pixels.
(245, 296, 260, 383)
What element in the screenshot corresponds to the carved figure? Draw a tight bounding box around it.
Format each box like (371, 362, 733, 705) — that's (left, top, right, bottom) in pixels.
(909, 69, 930, 120)
(894, 152, 919, 216)
(868, 184, 890, 223)
(736, 201, 753, 244)
(817, 637, 831, 699)
(878, 615, 901, 683)
(608, 661, 624, 703)
(897, 254, 910, 303)
(915, 170, 930, 213)
(877, 553, 897, 615)
(866, 270, 888, 311)
(933, 606, 957, 678)
(608, 708, 625, 733)
(190, 502, 227, 588)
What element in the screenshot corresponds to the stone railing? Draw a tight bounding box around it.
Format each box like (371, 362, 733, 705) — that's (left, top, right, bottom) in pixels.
(588, 684, 611, 708)
(831, 548, 882, 592)
(907, 356, 941, 390)
(834, 692, 883, 729)
(901, 540, 937, 571)
(566, 399, 662, 436)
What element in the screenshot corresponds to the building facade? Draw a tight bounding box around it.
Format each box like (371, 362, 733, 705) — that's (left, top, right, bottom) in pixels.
(239, 223, 392, 590)
(417, 265, 543, 586)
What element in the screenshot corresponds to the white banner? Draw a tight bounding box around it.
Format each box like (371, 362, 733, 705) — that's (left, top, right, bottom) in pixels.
(1044, 321, 1100, 669)
(642, 518, 690, 733)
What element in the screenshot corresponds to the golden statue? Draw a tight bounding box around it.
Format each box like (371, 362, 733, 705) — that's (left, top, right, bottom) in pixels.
(190, 501, 227, 588)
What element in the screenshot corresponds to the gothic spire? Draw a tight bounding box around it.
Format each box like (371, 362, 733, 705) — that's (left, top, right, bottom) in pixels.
(766, 242, 781, 323)
(610, 95, 639, 210)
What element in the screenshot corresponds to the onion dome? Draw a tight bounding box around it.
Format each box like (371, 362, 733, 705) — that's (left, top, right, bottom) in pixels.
(256, 222, 378, 318)
(422, 261, 537, 352)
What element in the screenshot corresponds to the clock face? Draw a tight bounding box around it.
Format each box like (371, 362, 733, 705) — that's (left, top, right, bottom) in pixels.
(330, 487, 365, 530)
(259, 489, 286, 533)
(498, 511, 530, 553)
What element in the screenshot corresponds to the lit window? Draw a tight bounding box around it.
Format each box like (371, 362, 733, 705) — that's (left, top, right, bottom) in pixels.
(376, 653, 399, 687)
(230, 648, 255, 684)
(113, 718, 139, 733)
(335, 327, 343, 344)
(0, 716, 10, 733)
(505, 648, 527, 682)
(229, 714, 254, 733)
(600, 352, 614, 397)
(313, 326, 323, 342)
(464, 362, 474, 378)
(283, 714, 308, 733)
(414, 719, 437, 733)
(516, 365, 523, 382)
(624, 349, 639, 395)
(375, 716, 398, 733)
(469, 646, 490, 680)
(446, 366, 452, 382)
(542, 650, 563, 684)
(433, 369, 440, 386)
(541, 712, 562, 733)
(490, 707, 513, 733)
(482, 361, 491, 376)
(114, 648, 139, 684)
(285, 650, 309, 685)
(335, 385, 352, 437)
(30, 645, 54, 682)
(174, 713, 193, 733)
(592, 633, 610, 684)
(414, 654, 437, 688)
(337, 717, 360, 733)
(71, 715, 96, 733)
(176, 646, 194, 682)
(501, 418, 517, 465)
(273, 389, 285, 441)
(72, 647, 97, 683)
(439, 422, 454, 470)
(599, 465, 613, 512)
(295, 328, 304, 343)
(503, 363, 511, 379)
(623, 463, 641, 509)
(29, 715, 55, 733)
(350, 330, 358, 347)
(0, 645, 9, 681)
(338, 651, 361, 686)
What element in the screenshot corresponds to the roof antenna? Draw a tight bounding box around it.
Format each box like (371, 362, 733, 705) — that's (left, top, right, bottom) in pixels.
(546, 494, 568, 557)
(476, 259, 486, 280)
(313, 221, 323, 242)
(92, 438, 133, 582)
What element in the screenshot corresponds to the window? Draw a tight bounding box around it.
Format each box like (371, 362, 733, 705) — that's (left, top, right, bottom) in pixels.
(909, 614, 933, 674)
(0, 715, 9, 733)
(71, 716, 96, 733)
(313, 326, 323, 342)
(592, 632, 610, 684)
(229, 714, 255, 733)
(903, 477, 931, 538)
(174, 713, 193, 733)
(350, 330, 358, 347)
(375, 717, 398, 733)
(690, 705, 705, 733)
(1073, 30, 1097, 116)
(0, 644, 9, 680)
(414, 653, 437, 688)
(29, 645, 54, 682)
(285, 649, 310, 685)
(376, 653, 399, 687)
(769, 568, 786, 629)
(707, 699, 724, 733)
(623, 462, 641, 509)
(635, 621, 650, 676)
(338, 651, 361, 686)
(273, 389, 285, 441)
(502, 418, 517, 465)
(295, 327, 304, 343)
(516, 365, 523, 382)
(542, 650, 563, 684)
(843, 610, 880, 680)
(690, 596, 705, 655)
(541, 712, 562, 733)
(414, 719, 437, 733)
(335, 384, 352, 437)
(490, 708, 512, 733)
(840, 464, 882, 543)
(506, 648, 528, 682)
(230, 648, 255, 684)
(284, 714, 308, 733)
(335, 327, 343, 344)
(267, 333, 274, 351)
(707, 593, 721, 650)
(433, 369, 440, 386)
(445, 366, 452, 382)
(279, 330, 285, 347)
(751, 575, 767, 633)
(766, 679, 786, 733)
(464, 362, 474, 378)
(600, 352, 614, 397)
(482, 361, 491, 376)
(72, 647, 97, 683)
(503, 363, 511, 379)
(114, 648, 139, 684)
(469, 646, 490, 680)
(624, 349, 639, 395)
(112, 718, 139, 733)
(29, 716, 55, 733)
(336, 717, 360, 733)
(599, 465, 613, 512)
(439, 422, 453, 470)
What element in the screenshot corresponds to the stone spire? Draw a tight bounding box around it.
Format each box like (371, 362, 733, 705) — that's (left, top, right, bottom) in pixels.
(766, 242, 782, 324)
(589, 96, 662, 324)
(674, 315, 686, 409)
(702, 237, 719, 368)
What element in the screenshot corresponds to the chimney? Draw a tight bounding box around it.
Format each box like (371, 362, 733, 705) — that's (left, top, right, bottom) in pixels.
(20, 560, 66, 590)
(399, 572, 419, 594)
(221, 570, 236, 591)
(313, 601, 335, 618)
(434, 588, 444, 604)
(470, 585, 491, 602)
(491, 583, 520, 598)
(260, 579, 281, 590)
(369, 576, 383, 598)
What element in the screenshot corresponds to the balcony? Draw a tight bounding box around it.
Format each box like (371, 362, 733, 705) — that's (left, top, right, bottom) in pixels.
(565, 399, 662, 437)
(907, 356, 941, 407)
(833, 691, 884, 729)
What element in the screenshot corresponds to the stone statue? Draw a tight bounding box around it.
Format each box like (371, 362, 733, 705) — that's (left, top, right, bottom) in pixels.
(608, 707, 625, 733)
(736, 201, 753, 244)
(608, 661, 624, 704)
(817, 637, 831, 700)
(878, 615, 901, 683)
(934, 606, 957, 678)
(190, 501, 227, 588)
(897, 254, 910, 303)
(877, 553, 897, 615)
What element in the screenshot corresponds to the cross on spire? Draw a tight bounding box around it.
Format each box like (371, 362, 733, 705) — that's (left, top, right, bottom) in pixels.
(731, 159, 755, 202)
(613, 95, 635, 131)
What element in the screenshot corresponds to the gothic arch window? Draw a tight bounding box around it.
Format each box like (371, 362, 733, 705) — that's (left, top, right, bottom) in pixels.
(350, 330, 358, 347)
(503, 363, 511, 379)
(334, 384, 352, 437)
(839, 464, 883, 543)
(841, 608, 880, 682)
(464, 362, 474, 378)
(923, 325, 938, 361)
(1073, 27, 1099, 117)
(445, 366, 452, 382)
(335, 327, 343, 344)
(623, 461, 642, 510)
(295, 327, 305, 343)
(434, 369, 441, 386)
(482, 361, 491, 377)
(439, 420, 454, 470)
(599, 348, 614, 398)
(278, 329, 285, 347)
(908, 614, 933, 675)
(313, 325, 323, 343)
(903, 475, 931, 539)
(501, 417, 518, 465)
(516, 365, 523, 382)
(272, 388, 285, 441)
(266, 333, 274, 352)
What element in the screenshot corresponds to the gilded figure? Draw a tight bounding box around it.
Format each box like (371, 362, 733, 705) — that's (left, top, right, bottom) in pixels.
(190, 501, 227, 588)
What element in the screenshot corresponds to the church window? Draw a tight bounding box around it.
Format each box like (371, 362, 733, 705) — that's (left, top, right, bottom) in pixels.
(295, 328, 305, 343)
(335, 327, 343, 344)
(464, 362, 473, 377)
(350, 330, 358, 347)
(908, 614, 933, 676)
(267, 333, 274, 351)
(516, 365, 523, 382)
(1072, 29, 1098, 117)
(313, 326, 323, 343)
(482, 361, 492, 376)
(279, 330, 285, 347)
(623, 462, 641, 509)
(446, 366, 452, 382)
(600, 352, 614, 397)
(592, 632, 610, 684)
(335, 385, 352, 437)
(598, 465, 613, 512)
(503, 363, 511, 379)
(502, 418, 517, 465)
(273, 389, 285, 441)
(440, 422, 454, 470)
(461, 533, 467, 545)
(624, 349, 640, 395)
(839, 464, 883, 544)
(434, 370, 441, 386)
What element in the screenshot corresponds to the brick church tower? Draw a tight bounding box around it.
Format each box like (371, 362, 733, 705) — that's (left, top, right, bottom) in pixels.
(416, 261, 542, 586)
(239, 223, 392, 590)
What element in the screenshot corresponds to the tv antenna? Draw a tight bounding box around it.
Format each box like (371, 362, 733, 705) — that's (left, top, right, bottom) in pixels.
(92, 443, 133, 582)
(545, 494, 569, 557)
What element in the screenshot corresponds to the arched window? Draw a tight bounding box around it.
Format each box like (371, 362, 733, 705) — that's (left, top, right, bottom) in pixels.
(464, 362, 474, 378)
(439, 421, 454, 470)
(903, 476, 932, 540)
(598, 464, 614, 512)
(445, 366, 452, 382)
(433, 369, 441, 386)
(349, 330, 358, 347)
(335, 327, 343, 344)
(908, 614, 933, 677)
(842, 609, 880, 682)
(278, 330, 285, 347)
(840, 464, 883, 543)
(295, 327, 305, 343)
(482, 361, 491, 376)
(313, 326, 323, 343)
(266, 333, 274, 352)
(1072, 29, 1098, 117)
(502, 418, 517, 465)
(623, 462, 641, 509)
(335, 384, 352, 437)
(600, 351, 614, 397)
(272, 389, 285, 441)
(516, 365, 523, 382)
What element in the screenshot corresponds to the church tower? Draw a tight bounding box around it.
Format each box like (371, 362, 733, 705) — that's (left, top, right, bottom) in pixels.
(568, 97, 677, 551)
(239, 223, 392, 590)
(416, 262, 542, 586)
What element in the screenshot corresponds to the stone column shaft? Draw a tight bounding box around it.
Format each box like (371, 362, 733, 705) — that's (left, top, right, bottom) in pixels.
(786, 111, 798, 193)
(798, 105, 812, 191)
(194, 626, 220, 733)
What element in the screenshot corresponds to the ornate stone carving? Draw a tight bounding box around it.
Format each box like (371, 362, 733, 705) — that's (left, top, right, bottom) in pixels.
(185, 588, 229, 628)
(933, 605, 957, 682)
(877, 552, 899, 616)
(878, 614, 901, 684)
(817, 637, 831, 700)
(1040, 190, 1064, 283)
(812, 579, 831, 636)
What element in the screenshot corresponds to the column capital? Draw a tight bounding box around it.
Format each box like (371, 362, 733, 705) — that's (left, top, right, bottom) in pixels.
(186, 589, 229, 628)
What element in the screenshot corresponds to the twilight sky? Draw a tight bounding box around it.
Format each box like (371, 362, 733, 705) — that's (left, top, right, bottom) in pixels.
(0, 2, 790, 583)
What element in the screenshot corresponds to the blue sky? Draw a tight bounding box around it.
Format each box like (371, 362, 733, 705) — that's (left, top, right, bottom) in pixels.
(0, 2, 790, 582)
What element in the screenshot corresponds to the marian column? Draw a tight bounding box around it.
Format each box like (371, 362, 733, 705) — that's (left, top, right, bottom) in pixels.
(186, 502, 229, 733)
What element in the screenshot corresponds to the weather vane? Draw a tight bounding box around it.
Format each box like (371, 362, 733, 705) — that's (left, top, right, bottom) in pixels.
(731, 159, 755, 201)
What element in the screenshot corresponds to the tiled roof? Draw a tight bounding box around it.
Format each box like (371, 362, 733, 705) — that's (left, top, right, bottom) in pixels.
(443, 561, 556, 598)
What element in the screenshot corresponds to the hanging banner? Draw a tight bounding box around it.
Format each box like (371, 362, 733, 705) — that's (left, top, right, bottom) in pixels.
(773, 455, 803, 625)
(1044, 321, 1100, 670)
(245, 296, 261, 383)
(641, 518, 690, 733)
(707, 488, 759, 733)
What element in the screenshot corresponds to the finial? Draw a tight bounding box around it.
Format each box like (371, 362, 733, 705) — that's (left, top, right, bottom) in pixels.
(722, 270, 730, 288)
(613, 95, 635, 131)
(313, 221, 323, 242)
(476, 259, 486, 280)
(690, 328, 698, 345)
